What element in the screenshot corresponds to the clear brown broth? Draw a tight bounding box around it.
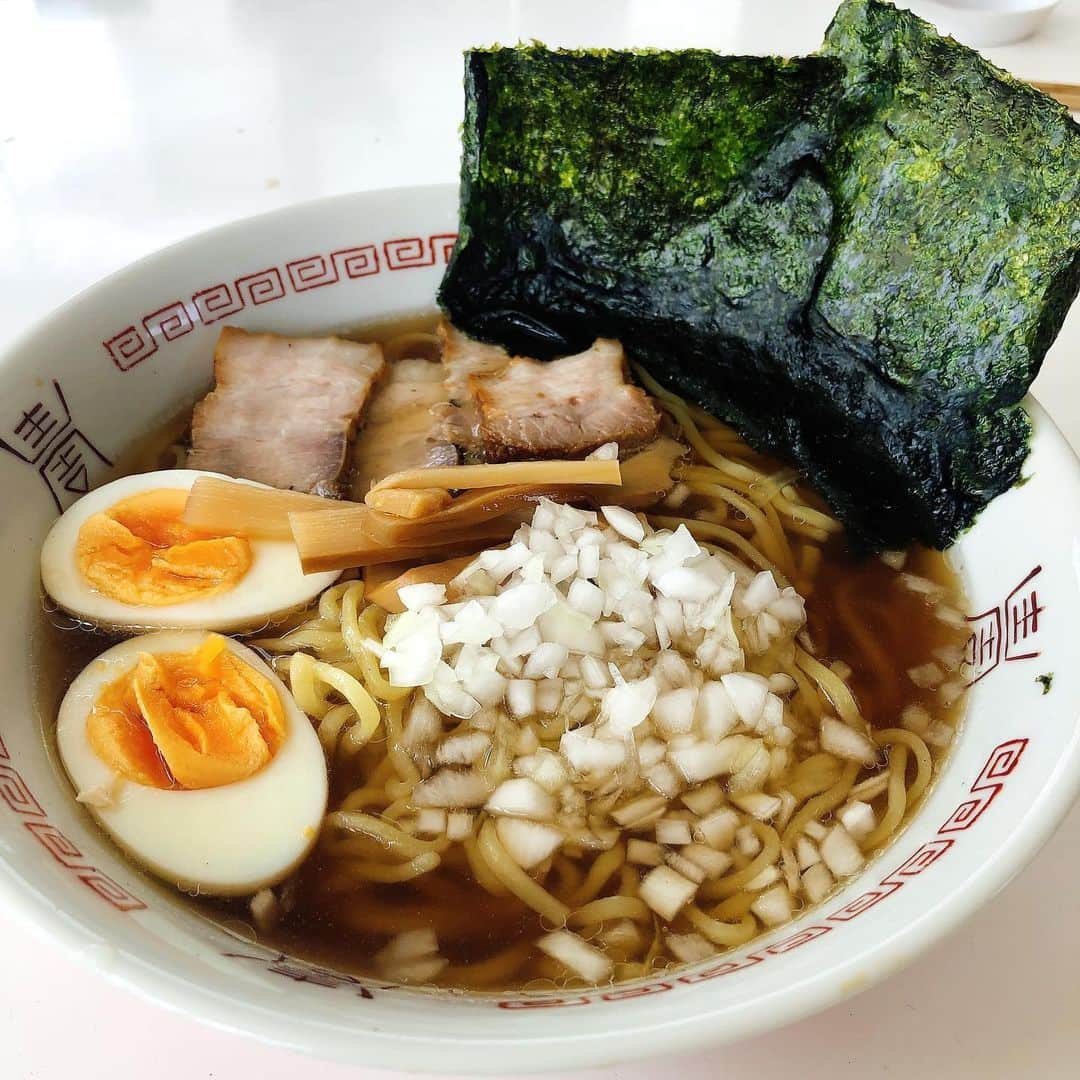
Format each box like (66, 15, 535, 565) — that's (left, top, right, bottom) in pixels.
(33, 314, 970, 991)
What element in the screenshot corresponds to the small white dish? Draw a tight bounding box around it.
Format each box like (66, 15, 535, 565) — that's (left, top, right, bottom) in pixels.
(909, 0, 1061, 47)
(0, 185, 1078, 1072)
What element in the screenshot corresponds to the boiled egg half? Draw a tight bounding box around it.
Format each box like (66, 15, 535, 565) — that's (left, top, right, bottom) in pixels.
(57, 630, 327, 895)
(40, 469, 339, 633)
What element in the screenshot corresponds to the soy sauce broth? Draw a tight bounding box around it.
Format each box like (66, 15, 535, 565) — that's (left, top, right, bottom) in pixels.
(32, 314, 970, 992)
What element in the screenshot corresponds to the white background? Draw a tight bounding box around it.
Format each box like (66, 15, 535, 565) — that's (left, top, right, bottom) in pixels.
(2, 1, 1079, 1077)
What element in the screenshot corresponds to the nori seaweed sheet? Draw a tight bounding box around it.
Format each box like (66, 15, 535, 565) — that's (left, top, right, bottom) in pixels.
(438, 0, 1080, 550)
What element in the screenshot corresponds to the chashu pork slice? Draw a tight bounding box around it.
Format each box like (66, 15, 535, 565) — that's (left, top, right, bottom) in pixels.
(437, 320, 510, 457)
(350, 356, 456, 497)
(188, 326, 385, 497)
(469, 338, 662, 461)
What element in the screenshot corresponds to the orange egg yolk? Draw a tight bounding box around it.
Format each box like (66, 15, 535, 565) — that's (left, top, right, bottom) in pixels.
(86, 635, 286, 790)
(75, 488, 252, 606)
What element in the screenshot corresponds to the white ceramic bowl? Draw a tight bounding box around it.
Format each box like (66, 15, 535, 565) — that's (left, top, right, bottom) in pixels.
(1, 184, 1079, 1073)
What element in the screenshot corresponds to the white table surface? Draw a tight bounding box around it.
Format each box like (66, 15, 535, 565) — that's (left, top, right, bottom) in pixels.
(2, 1, 1079, 1077)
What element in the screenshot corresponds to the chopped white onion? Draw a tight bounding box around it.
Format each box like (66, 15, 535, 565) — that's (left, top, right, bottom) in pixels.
(655, 567, 723, 603)
(655, 818, 693, 846)
(665, 851, 707, 884)
(768, 590, 806, 629)
(899, 572, 945, 602)
(879, 549, 907, 570)
(669, 735, 754, 784)
(820, 716, 879, 765)
(476, 542, 530, 584)
(728, 744, 772, 793)
(601, 621, 648, 653)
(560, 728, 626, 775)
(656, 597, 685, 644)
(435, 731, 491, 766)
(820, 823, 865, 877)
(666, 932, 714, 964)
(486, 778, 556, 821)
(720, 672, 770, 727)
(680, 843, 732, 880)
(446, 810, 475, 842)
(423, 663, 481, 720)
(506, 679, 537, 719)
(468, 708, 498, 733)
(935, 605, 967, 629)
(750, 884, 793, 927)
(758, 693, 786, 735)
(523, 642, 571, 680)
(838, 800, 877, 840)
(587, 441, 620, 461)
(402, 695, 442, 748)
(695, 807, 740, 850)
(580, 654, 611, 690)
(566, 578, 605, 621)
(638, 736, 666, 769)
(652, 687, 699, 737)
(736, 824, 762, 857)
(691, 682, 735, 743)
(612, 793, 668, 827)
(454, 646, 507, 707)
(539, 601, 605, 655)
(627, 838, 663, 866)
(441, 600, 502, 646)
(602, 505, 646, 543)
(639, 865, 699, 920)
(550, 553, 579, 584)
(768, 673, 797, 696)
(536, 677, 565, 714)
(938, 680, 965, 706)
(907, 661, 945, 689)
(249, 888, 280, 932)
(537, 930, 612, 983)
(735, 571, 781, 617)
(531, 750, 570, 793)
(578, 544, 601, 580)
(647, 524, 701, 580)
(925, 720, 955, 748)
(382, 609, 444, 687)
(645, 762, 685, 798)
(412, 768, 491, 808)
(376, 928, 439, 966)
(802, 862, 835, 903)
(731, 791, 782, 821)
(601, 677, 658, 735)
(680, 782, 724, 816)
(398, 582, 447, 610)
(375, 928, 446, 981)
(512, 754, 539, 778)
(598, 919, 645, 952)
(491, 582, 558, 631)
(506, 625, 541, 657)
(515, 724, 540, 756)
(495, 818, 564, 869)
(795, 835, 821, 870)
(415, 808, 447, 836)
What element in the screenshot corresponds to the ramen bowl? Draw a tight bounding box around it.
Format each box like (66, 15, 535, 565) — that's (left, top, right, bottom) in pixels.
(1, 184, 1079, 1072)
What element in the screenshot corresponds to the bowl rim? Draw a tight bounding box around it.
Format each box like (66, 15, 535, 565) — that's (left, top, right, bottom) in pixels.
(2, 183, 1080, 1072)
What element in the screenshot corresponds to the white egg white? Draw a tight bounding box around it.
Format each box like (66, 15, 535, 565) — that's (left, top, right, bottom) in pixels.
(40, 469, 339, 633)
(57, 630, 328, 896)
